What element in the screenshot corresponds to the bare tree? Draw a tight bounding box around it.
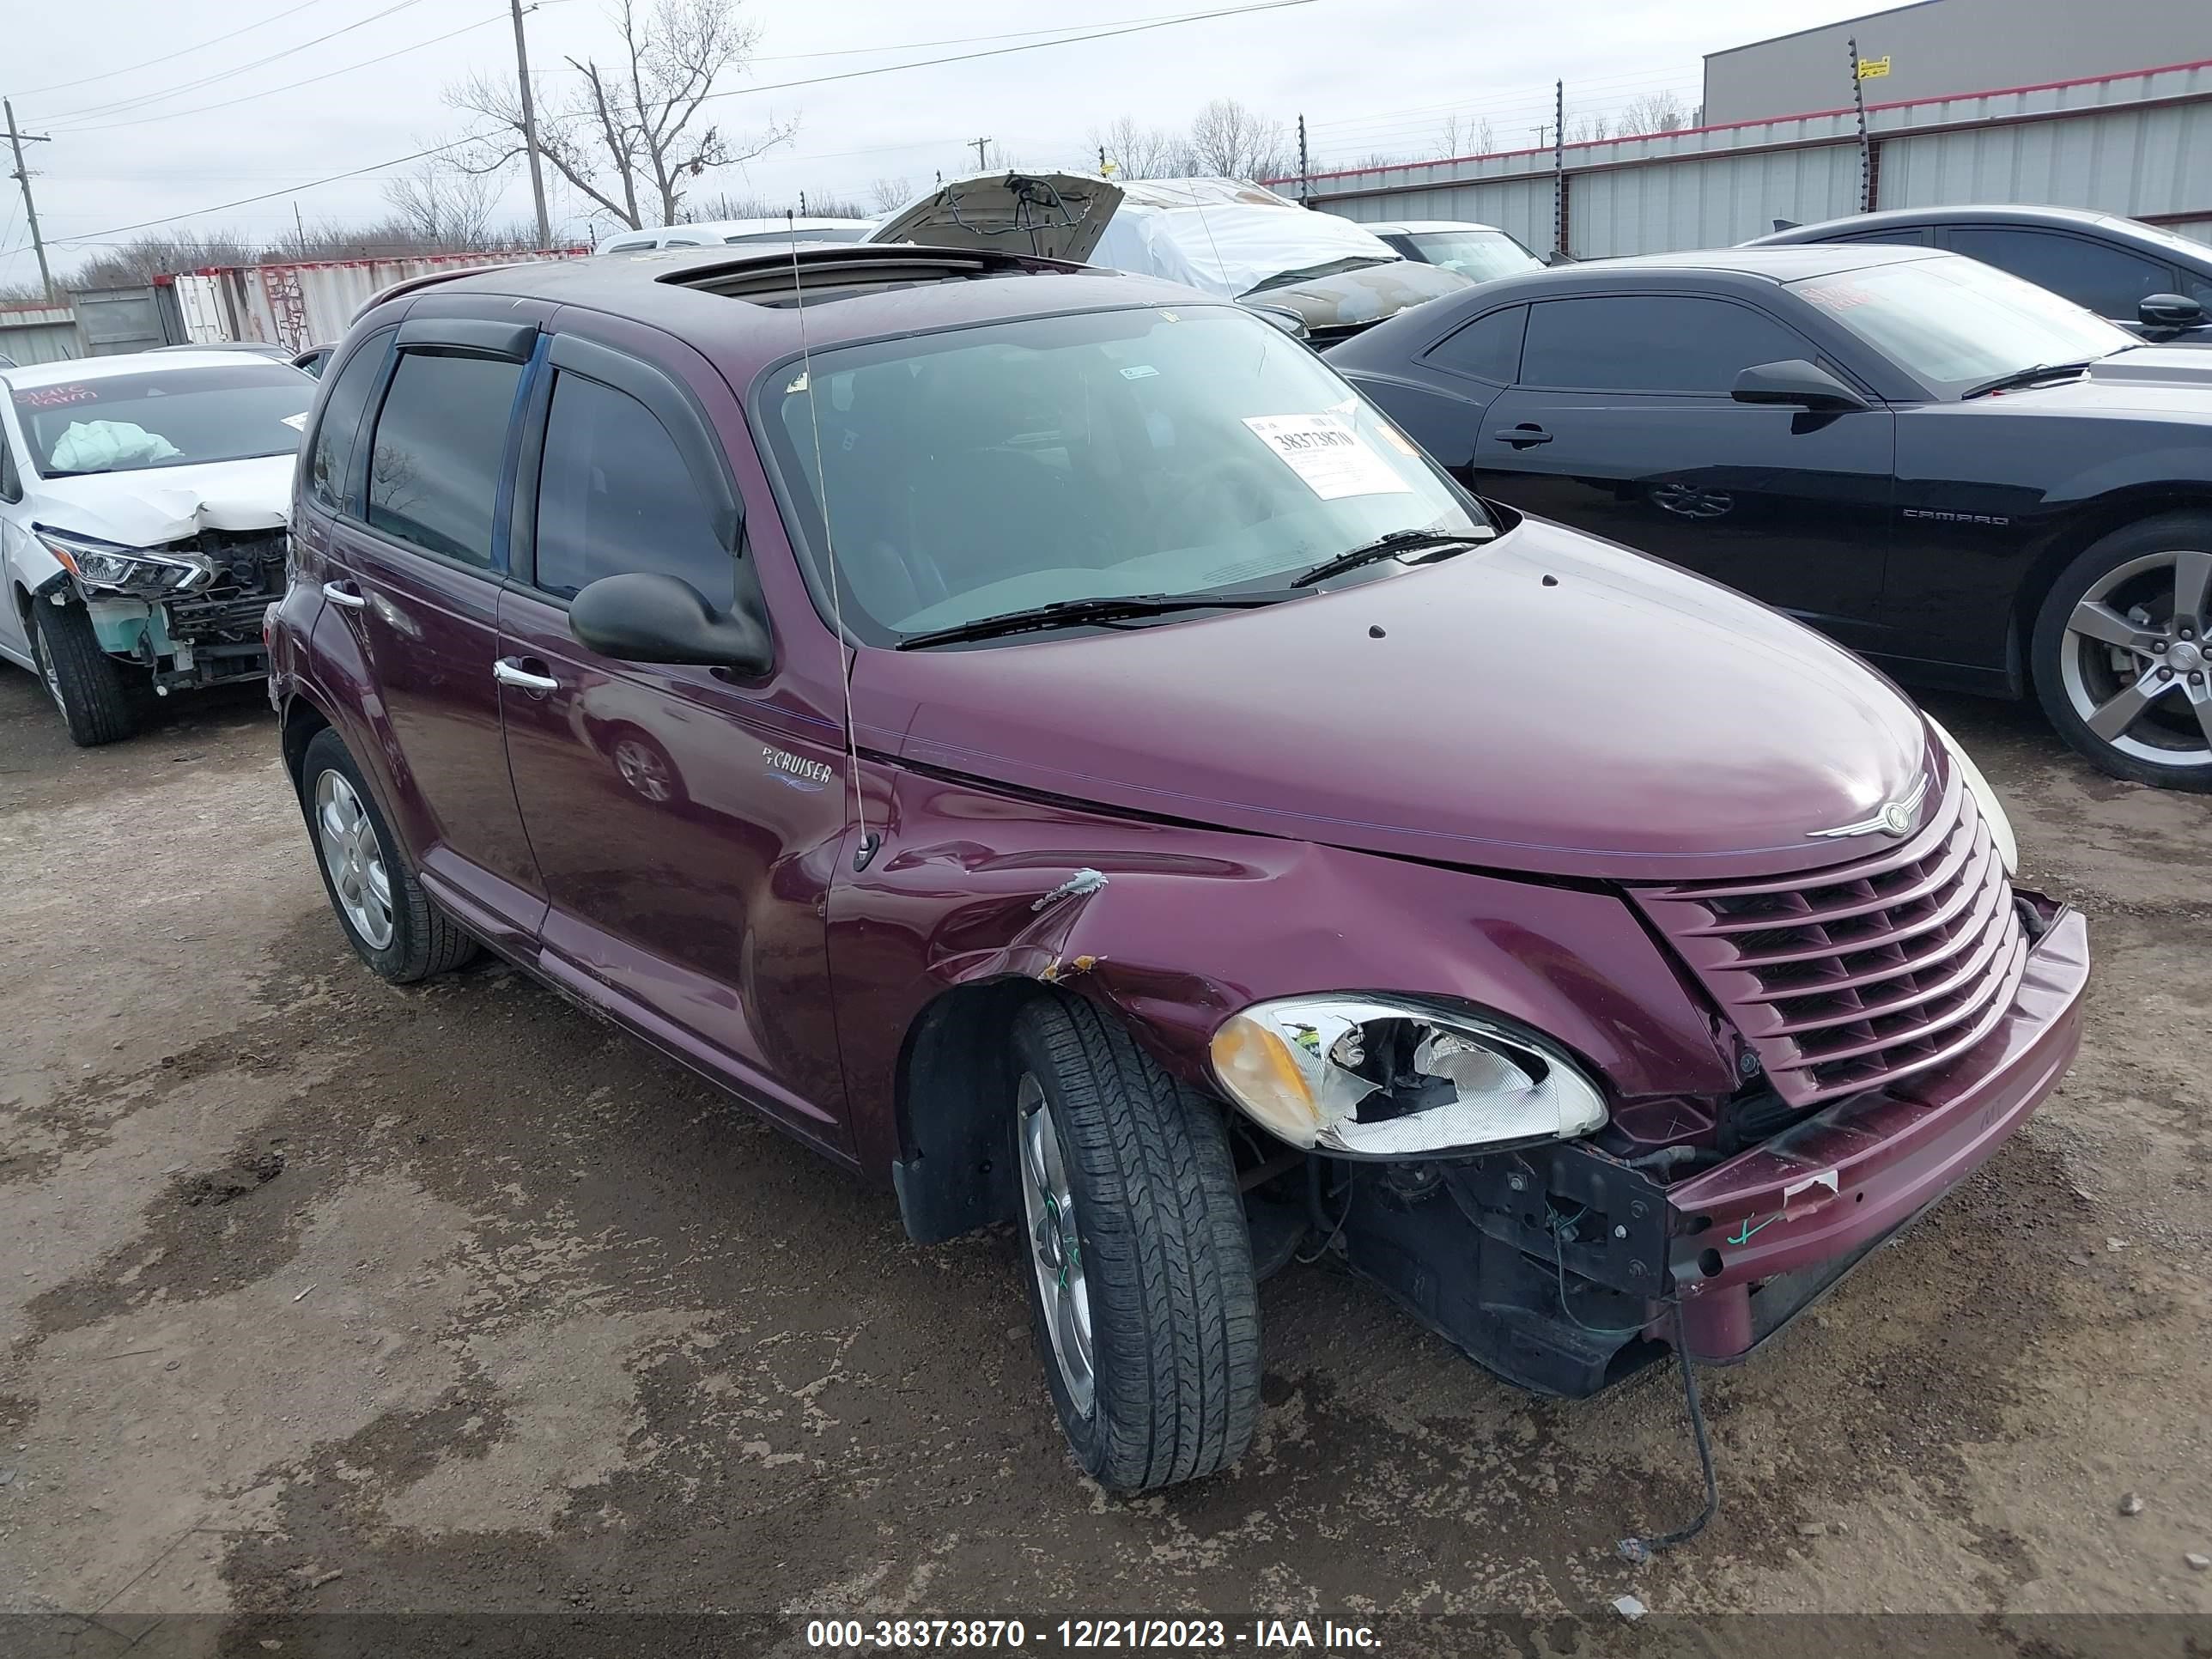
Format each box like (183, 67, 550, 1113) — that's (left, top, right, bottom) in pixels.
(1620, 89, 1692, 134)
(868, 176, 913, 212)
(1437, 114, 1498, 157)
(1567, 112, 1613, 143)
(447, 0, 793, 231)
(1092, 115, 1192, 180)
(381, 162, 502, 246)
(1186, 98, 1289, 180)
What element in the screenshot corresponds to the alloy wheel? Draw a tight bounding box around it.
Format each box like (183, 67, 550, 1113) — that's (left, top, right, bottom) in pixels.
(2058, 549, 2212, 766)
(31, 624, 63, 713)
(1018, 1073, 1096, 1415)
(314, 769, 396, 951)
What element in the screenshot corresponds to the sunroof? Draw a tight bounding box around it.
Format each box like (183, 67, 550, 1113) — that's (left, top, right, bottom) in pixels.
(665, 248, 1051, 307)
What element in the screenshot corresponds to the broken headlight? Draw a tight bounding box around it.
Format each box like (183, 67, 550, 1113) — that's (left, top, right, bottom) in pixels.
(39, 528, 210, 599)
(1208, 995, 1607, 1157)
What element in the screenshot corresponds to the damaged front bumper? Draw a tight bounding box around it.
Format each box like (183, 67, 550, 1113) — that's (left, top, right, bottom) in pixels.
(1339, 896, 2088, 1396)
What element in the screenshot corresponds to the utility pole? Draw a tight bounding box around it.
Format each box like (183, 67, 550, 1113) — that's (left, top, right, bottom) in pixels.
(1297, 113, 1310, 206)
(969, 136, 994, 170)
(3, 99, 54, 302)
(1848, 34, 1874, 211)
(509, 0, 552, 245)
(293, 201, 307, 258)
(1552, 79, 1567, 261)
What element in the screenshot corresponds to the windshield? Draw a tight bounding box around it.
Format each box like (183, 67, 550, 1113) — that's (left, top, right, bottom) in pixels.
(1403, 229, 1544, 282)
(761, 305, 1486, 647)
(13, 363, 311, 477)
(1790, 257, 2136, 396)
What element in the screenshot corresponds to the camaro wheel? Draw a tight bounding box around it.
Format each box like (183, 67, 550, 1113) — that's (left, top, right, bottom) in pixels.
(297, 726, 479, 981)
(1009, 996, 1261, 1492)
(2033, 514, 2212, 791)
(30, 599, 137, 747)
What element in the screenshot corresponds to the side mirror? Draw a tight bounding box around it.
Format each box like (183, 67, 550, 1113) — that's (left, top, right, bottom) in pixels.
(2138, 292, 2206, 331)
(1731, 358, 1869, 412)
(1250, 304, 1310, 341)
(568, 570, 773, 675)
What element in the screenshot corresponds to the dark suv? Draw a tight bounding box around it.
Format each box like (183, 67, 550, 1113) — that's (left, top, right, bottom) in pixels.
(270, 246, 2088, 1492)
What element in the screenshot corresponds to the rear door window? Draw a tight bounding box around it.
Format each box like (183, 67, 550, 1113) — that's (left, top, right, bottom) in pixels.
(530, 372, 733, 607)
(307, 327, 393, 514)
(1944, 228, 2177, 319)
(365, 350, 525, 568)
(1519, 295, 1811, 393)
(1426, 305, 1526, 383)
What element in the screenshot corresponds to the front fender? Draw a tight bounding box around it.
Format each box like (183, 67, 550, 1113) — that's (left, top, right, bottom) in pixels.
(830, 766, 1738, 1189)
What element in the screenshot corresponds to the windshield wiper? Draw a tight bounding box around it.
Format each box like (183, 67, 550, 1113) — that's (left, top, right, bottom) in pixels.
(1290, 527, 1489, 588)
(1960, 358, 2100, 399)
(895, 590, 1302, 650)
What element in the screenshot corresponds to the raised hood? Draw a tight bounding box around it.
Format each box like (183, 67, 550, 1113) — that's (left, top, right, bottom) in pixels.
(855, 518, 1935, 883)
(870, 172, 1121, 264)
(29, 453, 293, 545)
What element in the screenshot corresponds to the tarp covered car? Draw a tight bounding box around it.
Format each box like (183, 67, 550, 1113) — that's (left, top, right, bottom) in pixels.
(868, 173, 1473, 344)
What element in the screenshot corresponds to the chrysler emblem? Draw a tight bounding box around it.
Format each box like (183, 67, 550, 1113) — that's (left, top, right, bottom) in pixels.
(1811, 774, 1929, 841)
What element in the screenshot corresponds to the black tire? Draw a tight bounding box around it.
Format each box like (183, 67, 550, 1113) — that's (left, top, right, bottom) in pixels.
(2032, 512, 2212, 793)
(296, 726, 479, 982)
(30, 599, 137, 747)
(1010, 995, 1261, 1492)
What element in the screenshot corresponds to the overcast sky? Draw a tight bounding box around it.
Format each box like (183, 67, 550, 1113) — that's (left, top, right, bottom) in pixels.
(3, 0, 1875, 288)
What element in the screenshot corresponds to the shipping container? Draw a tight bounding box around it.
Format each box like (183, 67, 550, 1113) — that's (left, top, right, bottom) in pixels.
(0, 303, 81, 368)
(159, 249, 589, 354)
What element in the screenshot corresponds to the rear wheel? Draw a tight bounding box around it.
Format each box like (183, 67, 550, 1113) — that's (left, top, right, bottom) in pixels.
(1010, 996, 1261, 1492)
(2033, 514, 2212, 792)
(297, 726, 478, 982)
(30, 599, 137, 747)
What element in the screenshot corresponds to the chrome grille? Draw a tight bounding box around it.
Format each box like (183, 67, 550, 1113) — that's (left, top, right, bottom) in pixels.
(1632, 771, 2027, 1107)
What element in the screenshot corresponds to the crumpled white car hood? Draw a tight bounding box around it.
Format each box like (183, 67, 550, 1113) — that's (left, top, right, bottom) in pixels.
(29, 453, 294, 545)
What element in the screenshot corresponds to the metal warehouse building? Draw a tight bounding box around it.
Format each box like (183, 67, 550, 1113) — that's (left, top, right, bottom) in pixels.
(1703, 0, 2209, 125)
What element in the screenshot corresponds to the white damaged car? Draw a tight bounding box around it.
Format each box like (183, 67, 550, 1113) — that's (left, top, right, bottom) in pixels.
(1, 350, 312, 744)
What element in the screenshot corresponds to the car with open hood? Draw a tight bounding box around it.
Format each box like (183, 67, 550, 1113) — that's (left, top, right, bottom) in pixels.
(2, 349, 313, 744)
(867, 173, 1473, 345)
(268, 243, 2087, 1493)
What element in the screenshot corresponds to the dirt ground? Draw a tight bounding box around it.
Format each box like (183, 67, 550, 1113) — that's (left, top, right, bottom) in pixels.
(1, 659, 2207, 1654)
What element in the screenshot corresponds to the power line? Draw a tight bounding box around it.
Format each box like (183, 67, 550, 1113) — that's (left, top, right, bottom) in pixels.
(13, 0, 322, 98)
(42, 0, 431, 126)
(51, 0, 1316, 246)
(50, 11, 514, 135)
(693, 0, 1316, 106)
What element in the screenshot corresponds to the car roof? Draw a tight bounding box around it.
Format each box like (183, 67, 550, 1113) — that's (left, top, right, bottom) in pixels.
(1750, 204, 2179, 245)
(0, 349, 295, 389)
(376, 246, 1228, 373)
(1569, 243, 1943, 281)
(1364, 220, 1507, 235)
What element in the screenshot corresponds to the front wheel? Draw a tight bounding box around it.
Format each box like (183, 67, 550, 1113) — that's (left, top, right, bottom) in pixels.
(1010, 996, 1261, 1492)
(2033, 514, 2212, 792)
(30, 599, 137, 747)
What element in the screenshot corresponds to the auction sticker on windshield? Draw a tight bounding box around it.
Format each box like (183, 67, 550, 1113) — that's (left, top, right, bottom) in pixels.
(1243, 412, 1412, 501)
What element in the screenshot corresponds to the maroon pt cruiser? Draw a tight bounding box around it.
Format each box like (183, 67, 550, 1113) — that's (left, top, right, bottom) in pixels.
(268, 246, 2088, 1492)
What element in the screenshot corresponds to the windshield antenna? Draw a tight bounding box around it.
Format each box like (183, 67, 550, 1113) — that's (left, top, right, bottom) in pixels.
(787, 214, 877, 870)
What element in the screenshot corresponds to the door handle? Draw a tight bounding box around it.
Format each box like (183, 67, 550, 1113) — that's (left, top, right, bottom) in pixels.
(492, 657, 559, 696)
(1492, 423, 1553, 447)
(321, 580, 368, 609)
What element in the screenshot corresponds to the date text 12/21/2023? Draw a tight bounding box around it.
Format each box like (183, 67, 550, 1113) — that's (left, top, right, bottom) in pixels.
(804, 1618, 1383, 1650)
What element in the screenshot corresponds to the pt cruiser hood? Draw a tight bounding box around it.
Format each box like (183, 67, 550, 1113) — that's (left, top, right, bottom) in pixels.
(855, 518, 1934, 883)
(28, 453, 293, 546)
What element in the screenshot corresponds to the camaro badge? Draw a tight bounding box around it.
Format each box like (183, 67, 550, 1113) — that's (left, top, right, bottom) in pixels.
(1810, 773, 1929, 840)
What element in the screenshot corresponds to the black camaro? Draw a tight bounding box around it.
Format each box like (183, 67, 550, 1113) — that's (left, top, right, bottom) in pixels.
(1329, 245, 2212, 791)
